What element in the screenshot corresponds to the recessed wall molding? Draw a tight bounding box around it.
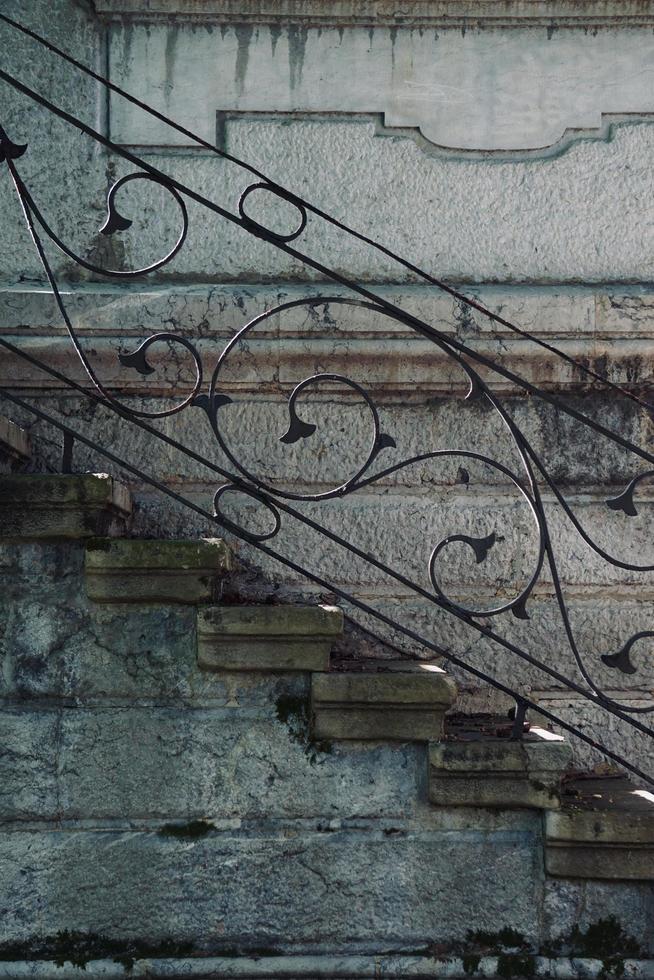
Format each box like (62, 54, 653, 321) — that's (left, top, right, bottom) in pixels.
(106, 14, 654, 156)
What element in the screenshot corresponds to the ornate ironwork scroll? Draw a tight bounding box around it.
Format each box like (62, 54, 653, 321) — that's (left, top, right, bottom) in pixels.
(1, 11, 653, 786)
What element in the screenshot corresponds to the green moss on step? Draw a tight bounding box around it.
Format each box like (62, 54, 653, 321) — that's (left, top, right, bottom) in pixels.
(275, 693, 332, 764)
(467, 927, 528, 950)
(462, 953, 482, 975)
(158, 819, 216, 840)
(0, 932, 194, 971)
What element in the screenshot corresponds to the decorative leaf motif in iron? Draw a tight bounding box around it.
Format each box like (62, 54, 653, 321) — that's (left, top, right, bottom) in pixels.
(601, 631, 654, 676)
(606, 481, 639, 517)
(467, 531, 497, 564)
(192, 391, 233, 422)
(376, 432, 397, 451)
(280, 410, 317, 444)
(119, 344, 156, 376)
(99, 203, 133, 236)
(0, 133, 27, 163)
(511, 595, 531, 621)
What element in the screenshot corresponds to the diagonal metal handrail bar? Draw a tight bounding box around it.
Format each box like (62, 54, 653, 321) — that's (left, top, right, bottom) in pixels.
(1, 15, 654, 784)
(2, 377, 653, 788)
(2, 10, 654, 417)
(1, 67, 654, 472)
(3, 332, 652, 747)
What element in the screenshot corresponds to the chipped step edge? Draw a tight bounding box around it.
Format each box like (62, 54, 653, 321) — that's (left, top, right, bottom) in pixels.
(0, 473, 132, 541)
(85, 538, 233, 604)
(197, 604, 343, 672)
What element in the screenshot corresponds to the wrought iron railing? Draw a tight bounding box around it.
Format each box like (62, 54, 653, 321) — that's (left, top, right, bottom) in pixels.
(1, 12, 653, 785)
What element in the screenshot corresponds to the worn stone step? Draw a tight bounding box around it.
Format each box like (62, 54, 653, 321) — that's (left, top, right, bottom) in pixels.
(197, 604, 344, 672)
(311, 662, 457, 742)
(0, 473, 132, 541)
(0, 416, 30, 473)
(429, 724, 573, 810)
(546, 773, 654, 880)
(85, 537, 233, 604)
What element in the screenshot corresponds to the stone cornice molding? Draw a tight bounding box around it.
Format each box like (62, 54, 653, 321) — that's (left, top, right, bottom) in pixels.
(94, 0, 654, 26)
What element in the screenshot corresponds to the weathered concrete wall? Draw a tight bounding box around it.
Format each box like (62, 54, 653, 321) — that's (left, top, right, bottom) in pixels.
(1, 538, 653, 972)
(1, 0, 653, 772)
(1, 279, 652, 769)
(4, 4, 654, 283)
(0, 2, 107, 284)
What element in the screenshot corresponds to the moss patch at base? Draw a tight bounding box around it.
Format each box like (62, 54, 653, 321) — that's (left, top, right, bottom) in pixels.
(275, 693, 332, 764)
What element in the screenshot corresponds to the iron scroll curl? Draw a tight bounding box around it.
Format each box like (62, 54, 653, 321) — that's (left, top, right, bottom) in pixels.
(1, 64, 654, 793)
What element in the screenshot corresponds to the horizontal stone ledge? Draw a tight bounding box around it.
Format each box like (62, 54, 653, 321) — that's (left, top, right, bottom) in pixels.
(2, 283, 652, 339)
(429, 728, 572, 810)
(197, 604, 343, 671)
(5, 335, 654, 398)
(85, 537, 232, 603)
(93, 0, 654, 25)
(0, 282, 608, 338)
(1, 956, 654, 980)
(0, 474, 132, 541)
(311, 663, 457, 741)
(3, 282, 654, 397)
(0, 416, 30, 472)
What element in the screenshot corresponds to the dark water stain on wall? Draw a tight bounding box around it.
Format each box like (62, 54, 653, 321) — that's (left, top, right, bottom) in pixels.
(234, 24, 254, 99)
(288, 25, 308, 91)
(164, 26, 178, 98)
(269, 23, 282, 59)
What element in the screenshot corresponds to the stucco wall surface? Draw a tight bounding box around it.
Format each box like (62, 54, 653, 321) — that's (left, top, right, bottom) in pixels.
(1, 1, 653, 777)
(1, 539, 653, 965)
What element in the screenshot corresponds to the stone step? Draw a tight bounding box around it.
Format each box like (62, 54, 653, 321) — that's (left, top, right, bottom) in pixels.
(0, 473, 132, 541)
(85, 537, 233, 604)
(311, 661, 457, 742)
(430, 720, 573, 810)
(197, 604, 344, 672)
(546, 772, 654, 880)
(0, 415, 30, 473)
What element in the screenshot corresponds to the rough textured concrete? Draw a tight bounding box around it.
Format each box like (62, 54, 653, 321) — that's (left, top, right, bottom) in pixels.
(0, 3, 105, 283)
(2, 3, 654, 961)
(5, 19, 654, 284)
(0, 826, 543, 953)
(1, 512, 653, 961)
(198, 604, 343, 671)
(85, 537, 233, 603)
(543, 877, 654, 954)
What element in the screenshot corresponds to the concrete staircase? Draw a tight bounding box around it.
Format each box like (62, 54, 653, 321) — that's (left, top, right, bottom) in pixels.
(0, 415, 653, 979)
